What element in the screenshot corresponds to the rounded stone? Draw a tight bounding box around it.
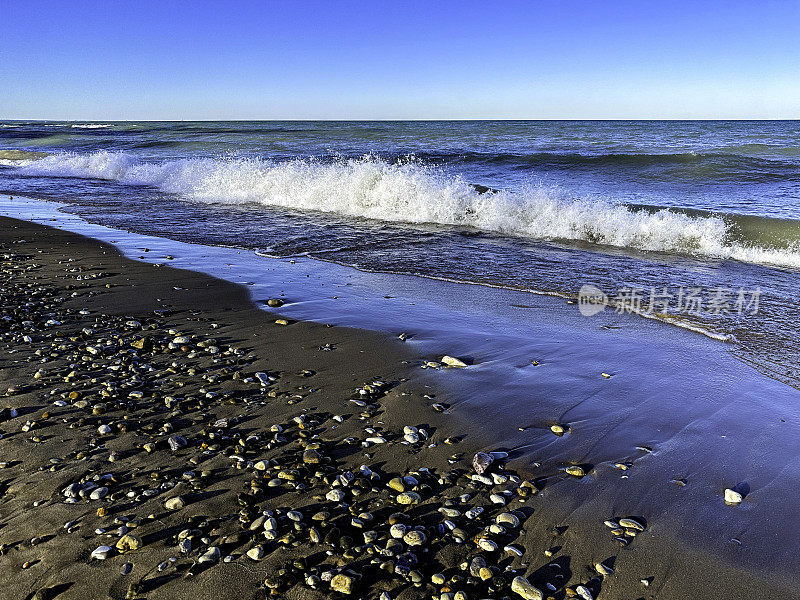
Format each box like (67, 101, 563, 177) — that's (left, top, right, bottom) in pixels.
(565, 465, 585, 478)
(89, 486, 108, 500)
(198, 546, 220, 564)
(388, 477, 405, 492)
(497, 512, 520, 528)
(477, 538, 498, 552)
(396, 491, 421, 505)
(390, 523, 407, 539)
(326, 489, 346, 502)
(724, 488, 743, 505)
(330, 573, 354, 594)
(91, 545, 112, 560)
(115, 534, 142, 553)
(403, 530, 427, 546)
(511, 576, 543, 600)
(164, 496, 185, 510)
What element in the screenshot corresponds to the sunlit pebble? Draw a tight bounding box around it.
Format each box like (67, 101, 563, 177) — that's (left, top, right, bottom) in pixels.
(724, 488, 743, 504)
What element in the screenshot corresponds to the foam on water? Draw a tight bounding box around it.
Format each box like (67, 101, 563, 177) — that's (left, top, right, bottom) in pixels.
(14, 150, 800, 268)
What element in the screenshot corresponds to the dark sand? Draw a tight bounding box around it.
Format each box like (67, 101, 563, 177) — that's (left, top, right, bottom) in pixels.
(0, 216, 791, 600)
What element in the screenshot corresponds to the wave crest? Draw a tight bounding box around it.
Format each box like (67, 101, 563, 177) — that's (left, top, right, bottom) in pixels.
(14, 150, 800, 268)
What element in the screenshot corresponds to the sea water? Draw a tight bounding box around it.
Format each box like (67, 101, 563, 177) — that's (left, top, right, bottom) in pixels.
(2, 119, 799, 384)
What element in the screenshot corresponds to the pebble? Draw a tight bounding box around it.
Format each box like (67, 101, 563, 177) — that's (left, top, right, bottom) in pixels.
(89, 486, 108, 500)
(497, 512, 520, 527)
(388, 477, 406, 492)
(465, 506, 483, 520)
(511, 575, 543, 600)
(303, 448, 322, 464)
(441, 355, 468, 368)
(91, 545, 112, 560)
(472, 451, 494, 474)
(198, 546, 220, 564)
(326, 489, 346, 502)
(164, 496, 185, 510)
(478, 538, 498, 551)
(168, 435, 187, 451)
(330, 573, 355, 594)
(565, 465, 586, 478)
(489, 493, 507, 505)
(396, 491, 421, 505)
(390, 523, 407, 538)
(724, 488, 743, 504)
(115, 534, 141, 553)
(619, 517, 645, 530)
(403, 530, 427, 546)
(595, 562, 614, 576)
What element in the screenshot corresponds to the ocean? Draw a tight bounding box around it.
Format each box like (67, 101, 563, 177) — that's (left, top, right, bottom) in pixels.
(2, 119, 799, 384)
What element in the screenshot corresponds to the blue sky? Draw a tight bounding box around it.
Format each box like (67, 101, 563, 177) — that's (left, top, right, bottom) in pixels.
(2, 1, 799, 120)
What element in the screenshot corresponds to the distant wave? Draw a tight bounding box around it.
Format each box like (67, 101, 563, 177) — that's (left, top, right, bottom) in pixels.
(70, 124, 112, 129)
(17, 134, 80, 146)
(129, 139, 236, 150)
(407, 150, 800, 183)
(13, 150, 800, 268)
(709, 143, 800, 157)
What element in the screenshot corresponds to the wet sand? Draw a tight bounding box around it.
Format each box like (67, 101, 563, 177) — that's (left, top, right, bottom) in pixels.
(0, 216, 796, 600)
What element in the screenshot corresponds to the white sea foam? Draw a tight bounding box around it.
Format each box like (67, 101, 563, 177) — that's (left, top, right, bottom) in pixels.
(70, 124, 112, 129)
(15, 151, 800, 269)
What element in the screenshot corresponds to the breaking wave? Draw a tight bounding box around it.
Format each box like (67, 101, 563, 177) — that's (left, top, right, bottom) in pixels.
(14, 150, 800, 268)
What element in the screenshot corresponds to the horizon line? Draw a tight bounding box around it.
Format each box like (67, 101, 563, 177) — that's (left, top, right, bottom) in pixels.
(3, 117, 800, 122)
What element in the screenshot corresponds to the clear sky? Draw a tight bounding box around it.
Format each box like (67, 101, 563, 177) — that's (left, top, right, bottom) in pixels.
(2, 0, 799, 120)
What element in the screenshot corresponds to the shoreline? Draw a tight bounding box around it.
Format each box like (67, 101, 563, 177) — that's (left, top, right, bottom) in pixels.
(0, 215, 550, 600)
(0, 214, 798, 599)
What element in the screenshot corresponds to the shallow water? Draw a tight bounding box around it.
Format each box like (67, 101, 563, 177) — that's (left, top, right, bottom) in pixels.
(1, 120, 800, 384)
